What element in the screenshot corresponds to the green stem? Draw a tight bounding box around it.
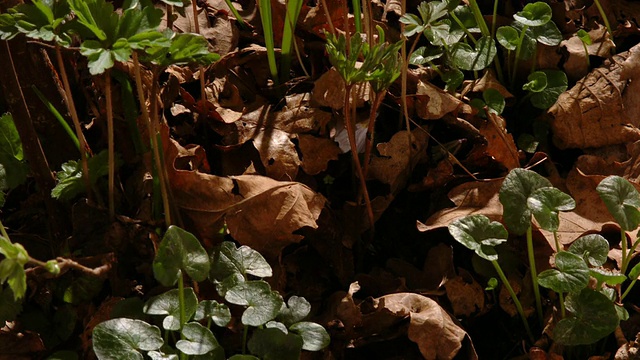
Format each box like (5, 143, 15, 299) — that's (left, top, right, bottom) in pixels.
(558, 292, 566, 319)
(512, 25, 529, 87)
(449, 10, 476, 45)
(222, 0, 248, 28)
(491, 260, 534, 343)
(362, 90, 385, 179)
(105, 70, 115, 220)
(258, 0, 279, 85)
(242, 325, 249, 354)
(467, 0, 490, 36)
(623, 239, 640, 275)
(178, 273, 187, 360)
(0, 219, 9, 240)
(352, 0, 362, 33)
(491, 0, 498, 38)
(582, 41, 591, 68)
(592, 0, 614, 45)
(621, 229, 628, 274)
(527, 225, 544, 327)
(31, 86, 79, 151)
(553, 231, 561, 253)
(622, 278, 637, 301)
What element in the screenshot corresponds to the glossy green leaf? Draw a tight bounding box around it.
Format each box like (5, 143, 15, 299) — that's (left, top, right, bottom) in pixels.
(143, 288, 198, 331)
(277, 296, 311, 326)
(496, 26, 519, 51)
(248, 327, 303, 360)
(530, 20, 562, 46)
(483, 88, 505, 115)
(0, 113, 28, 189)
(577, 29, 592, 45)
(523, 71, 547, 93)
(210, 241, 272, 284)
(51, 149, 118, 201)
(152, 225, 210, 287)
(144, 33, 219, 67)
(537, 251, 589, 293)
(409, 46, 443, 65)
(485, 277, 499, 291)
(266, 320, 288, 334)
(399, 13, 425, 38)
(629, 261, 640, 280)
(499, 168, 552, 235)
(597, 175, 640, 231)
(0, 237, 28, 300)
(451, 36, 496, 71)
(448, 215, 508, 261)
(589, 268, 626, 285)
(568, 234, 609, 267)
(517, 134, 539, 154)
(527, 187, 575, 232)
(442, 68, 464, 91)
(289, 322, 330, 351)
(0, 14, 18, 40)
(554, 289, 619, 345)
(10, 0, 71, 44)
(92, 318, 163, 360)
(147, 350, 178, 360)
(225, 280, 283, 326)
(194, 300, 231, 327)
(68, 0, 117, 42)
(175, 322, 223, 357)
(530, 70, 567, 109)
(513, 2, 552, 27)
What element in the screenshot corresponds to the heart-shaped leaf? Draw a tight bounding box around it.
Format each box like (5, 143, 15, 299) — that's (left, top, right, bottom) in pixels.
(596, 176, 640, 231)
(194, 300, 231, 327)
(589, 268, 626, 286)
(289, 322, 330, 351)
(92, 318, 163, 360)
(175, 322, 224, 358)
(448, 215, 508, 261)
(499, 168, 552, 235)
(568, 234, 609, 267)
(496, 26, 519, 51)
(225, 280, 283, 326)
(247, 327, 303, 360)
(537, 251, 589, 293)
(530, 20, 562, 46)
(143, 288, 198, 331)
(554, 289, 619, 345)
(530, 70, 567, 109)
(442, 68, 464, 91)
(522, 71, 547, 93)
(527, 187, 575, 232)
(451, 36, 496, 71)
(277, 296, 311, 326)
(409, 46, 443, 65)
(513, 2, 552, 27)
(153, 225, 210, 287)
(210, 241, 272, 285)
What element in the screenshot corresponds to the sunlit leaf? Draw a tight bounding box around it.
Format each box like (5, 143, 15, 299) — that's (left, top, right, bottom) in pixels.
(451, 36, 496, 71)
(568, 234, 609, 267)
(143, 288, 198, 331)
(538, 251, 589, 293)
(225, 280, 283, 327)
(513, 2, 552, 27)
(554, 289, 619, 345)
(448, 215, 508, 261)
(596, 176, 640, 231)
(153, 225, 210, 287)
(499, 168, 552, 235)
(92, 318, 163, 360)
(527, 186, 575, 231)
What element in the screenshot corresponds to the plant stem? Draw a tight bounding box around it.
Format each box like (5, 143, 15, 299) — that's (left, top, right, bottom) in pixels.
(592, 0, 613, 45)
(621, 278, 636, 301)
(623, 239, 640, 275)
(621, 229, 628, 274)
(467, 0, 490, 36)
(32, 86, 80, 151)
(491, 260, 534, 343)
(222, 0, 248, 29)
(0, 219, 9, 240)
(554, 231, 561, 253)
(258, 0, 279, 85)
(527, 225, 544, 327)
(558, 292, 566, 318)
(352, 0, 362, 33)
(362, 90, 384, 179)
(491, 0, 498, 37)
(105, 70, 115, 220)
(177, 272, 187, 360)
(511, 25, 529, 87)
(242, 324, 249, 354)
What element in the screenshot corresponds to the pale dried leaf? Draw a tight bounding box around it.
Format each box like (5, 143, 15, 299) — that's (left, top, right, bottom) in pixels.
(415, 81, 462, 120)
(311, 68, 369, 110)
(298, 135, 341, 175)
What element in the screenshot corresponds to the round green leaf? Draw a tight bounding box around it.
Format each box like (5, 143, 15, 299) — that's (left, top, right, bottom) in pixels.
(448, 215, 508, 261)
(486, 277, 499, 291)
(523, 71, 547, 93)
(409, 46, 443, 65)
(153, 225, 210, 287)
(289, 322, 330, 351)
(513, 2, 552, 27)
(210, 241, 272, 281)
(277, 296, 311, 326)
(577, 29, 592, 45)
(225, 280, 284, 326)
(44, 260, 60, 275)
(266, 320, 289, 334)
(496, 26, 519, 51)
(517, 133, 540, 154)
(92, 318, 163, 360)
(597, 175, 640, 231)
(176, 322, 223, 357)
(531, 21, 562, 46)
(538, 251, 589, 293)
(589, 268, 626, 286)
(554, 289, 619, 345)
(530, 70, 568, 109)
(568, 234, 609, 266)
(499, 168, 552, 235)
(483, 88, 505, 115)
(442, 68, 464, 91)
(143, 288, 198, 331)
(194, 300, 231, 327)
(451, 36, 496, 71)
(527, 187, 575, 232)
(248, 327, 303, 360)
(147, 350, 178, 360)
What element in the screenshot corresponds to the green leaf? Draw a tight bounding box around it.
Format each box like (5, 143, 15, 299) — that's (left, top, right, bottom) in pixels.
(266, 320, 288, 334)
(485, 277, 499, 291)
(409, 46, 443, 65)
(629, 261, 640, 280)
(152, 225, 210, 287)
(399, 13, 425, 37)
(0, 286, 23, 324)
(451, 36, 496, 71)
(68, 0, 118, 42)
(11, 0, 71, 44)
(513, 2, 552, 27)
(517, 133, 539, 154)
(175, 322, 224, 358)
(0, 14, 18, 40)
(228, 355, 260, 360)
(194, 300, 231, 327)
(289, 322, 330, 351)
(483, 88, 505, 115)
(80, 40, 114, 75)
(530, 70, 567, 109)
(447, 214, 508, 261)
(499, 168, 552, 235)
(147, 350, 178, 360)
(62, 274, 104, 304)
(0, 237, 28, 300)
(577, 29, 592, 45)
(537, 251, 589, 293)
(554, 289, 619, 345)
(530, 20, 562, 46)
(496, 26, 519, 51)
(143, 288, 198, 331)
(0, 113, 29, 189)
(44, 260, 61, 275)
(92, 318, 163, 360)
(210, 241, 272, 285)
(225, 280, 283, 327)
(597, 175, 640, 231)
(248, 328, 303, 360)
(442, 68, 464, 91)
(277, 296, 311, 326)
(568, 234, 609, 267)
(589, 268, 626, 286)
(144, 32, 219, 67)
(51, 149, 118, 201)
(527, 187, 575, 232)
(523, 71, 547, 93)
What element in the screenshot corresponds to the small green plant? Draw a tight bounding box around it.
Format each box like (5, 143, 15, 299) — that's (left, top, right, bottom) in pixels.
(576, 29, 592, 68)
(92, 226, 330, 359)
(0, 113, 29, 206)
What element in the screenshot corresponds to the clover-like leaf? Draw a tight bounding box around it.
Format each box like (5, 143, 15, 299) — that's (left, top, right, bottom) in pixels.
(0, 237, 29, 300)
(451, 36, 496, 71)
(568, 234, 609, 267)
(289, 322, 330, 351)
(554, 289, 619, 345)
(448, 215, 508, 261)
(530, 70, 567, 109)
(277, 296, 311, 326)
(538, 251, 589, 293)
(92, 318, 163, 360)
(210, 241, 272, 284)
(523, 71, 547, 93)
(152, 225, 210, 287)
(589, 268, 626, 286)
(225, 280, 284, 327)
(175, 322, 224, 358)
(597, 175, 640, 231)
(513, 2, 552, 27)
(499, 168, 553, 235)
(527, 187, 575, 232)
(247, 327, 303, 360)
(496, 26, 519, 51)
(143, 288, 198, 331)
(194, 300, 231, 327)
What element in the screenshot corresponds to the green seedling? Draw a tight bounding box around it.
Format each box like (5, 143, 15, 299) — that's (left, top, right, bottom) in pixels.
(521, 70, 568, 110)
(596, 175, 640, 274)
(51, 150, 121, 202)
(222, 0, 248, 29)
(448, 214, 534, 342)
(470, 88, 505, 118)
(577, 29, 592, 68)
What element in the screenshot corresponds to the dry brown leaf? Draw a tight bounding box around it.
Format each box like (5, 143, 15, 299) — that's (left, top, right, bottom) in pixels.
(561, 25, 615, 81)
(311, 68, 370, 110)
(478, 112, 520, 171)
(462, 70, 514, 100)
(373, 293, 478, 360)
(444, 271, 485, 317)
(298, 134, 341, 175)
(549, 42, 640, 149)
(415, 80, 462, 120)
(423, 243, 456, 290)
